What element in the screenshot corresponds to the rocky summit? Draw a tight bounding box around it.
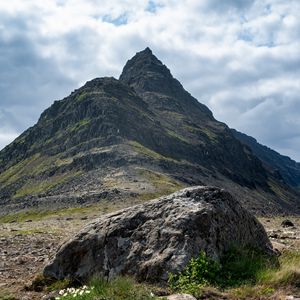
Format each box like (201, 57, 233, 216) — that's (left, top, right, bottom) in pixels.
(43, 186, 273, 282)
(0, 48, 299, 215)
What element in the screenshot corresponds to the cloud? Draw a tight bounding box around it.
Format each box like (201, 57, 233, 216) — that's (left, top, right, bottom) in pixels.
(0, 0, 299, 161)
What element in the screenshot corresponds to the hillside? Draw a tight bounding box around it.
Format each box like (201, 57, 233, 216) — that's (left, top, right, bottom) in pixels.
(0, 48, 299, 215)
(232, 129, 300, 188)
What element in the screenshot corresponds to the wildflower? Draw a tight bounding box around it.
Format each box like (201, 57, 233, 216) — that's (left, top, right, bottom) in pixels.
(82, 285, 87, 289)
(59, 290, 65, 295)
(85, 290, 91, 294)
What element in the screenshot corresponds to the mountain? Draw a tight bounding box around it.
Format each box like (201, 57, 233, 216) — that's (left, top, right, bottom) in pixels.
(0, 48, 299, 215)
(232, 129, 300, 188)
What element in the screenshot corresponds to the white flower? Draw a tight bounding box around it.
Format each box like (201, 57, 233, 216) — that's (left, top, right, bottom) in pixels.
(55, 297, 60, 300)
(82, 285, 87, 289)
(150, 292, 154, 297)
(63, 293, 68, 297)
(85, 290, 91, 294)
(79, 290, 84, 295)
(59, 290, 65, 295)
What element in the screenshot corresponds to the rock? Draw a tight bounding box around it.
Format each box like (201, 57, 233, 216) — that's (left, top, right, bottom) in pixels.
(43, 186, 273, 282)
(281, 219, 294, 227)
(167, 294, 197, 300)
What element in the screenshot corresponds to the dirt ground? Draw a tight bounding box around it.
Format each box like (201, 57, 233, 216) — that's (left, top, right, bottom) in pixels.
(0, 213, 299, 300)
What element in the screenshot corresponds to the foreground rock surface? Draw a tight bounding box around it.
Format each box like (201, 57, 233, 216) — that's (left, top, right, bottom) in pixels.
(44, 186, 273, 282)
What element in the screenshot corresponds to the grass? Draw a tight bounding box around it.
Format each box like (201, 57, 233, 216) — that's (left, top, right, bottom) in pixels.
(168, 247, 300, 299)
(256, 249, 300, 288)
(0, 203, 104, 224)
(13, 171, 82, 199)
(166, 129, 189, 143)
(128, 141, 177, 162)
(0, 153, 77, 190)
(0, 194, 160, 224)
(33, 276, 163, 300)
(0, 291, 16, 300)
(137, 168, 185, 198)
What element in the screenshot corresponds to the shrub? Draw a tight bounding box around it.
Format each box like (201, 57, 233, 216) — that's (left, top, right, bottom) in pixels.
(168, 251, 220, 296)
(168, 246, 277, 296)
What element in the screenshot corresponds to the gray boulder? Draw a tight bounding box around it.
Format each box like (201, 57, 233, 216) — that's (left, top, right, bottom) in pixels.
(44, 186, 273, 282)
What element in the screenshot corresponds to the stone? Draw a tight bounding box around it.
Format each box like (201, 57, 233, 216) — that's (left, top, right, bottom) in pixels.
(281, 219, 294, 227)
(167, 294, 197, 300)
(43, 186, 273, 282)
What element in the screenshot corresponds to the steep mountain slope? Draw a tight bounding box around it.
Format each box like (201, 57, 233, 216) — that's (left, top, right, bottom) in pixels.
(0, 48, 299, 215)
(232, 129, 300, 188)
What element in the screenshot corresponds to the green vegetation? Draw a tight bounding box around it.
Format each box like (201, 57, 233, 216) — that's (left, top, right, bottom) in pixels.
(33, 276, 163, 300)
(0, 195, 154, 224)
(168, 247, 300, 299)
(168, 246, 278, 297)
(66, 118, 91, 133)
(0, 203, 102, 224)
(166, 129, 189, 143)
(0, 154, 43, 184)
(138, 168, 184, 194)
(0, 153, 76, 191)
(55, 277, 162, 300)
(168, 251, 221, 297)
(13, 171, 82, 199)
(229, 250, 300, 298)
(75, 91, 89, 103)
(128, 141, 177, 162)
(0, 290, 16, 300)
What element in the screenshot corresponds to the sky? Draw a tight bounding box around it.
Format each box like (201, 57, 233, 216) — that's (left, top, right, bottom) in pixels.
(0, 0, 299, 161)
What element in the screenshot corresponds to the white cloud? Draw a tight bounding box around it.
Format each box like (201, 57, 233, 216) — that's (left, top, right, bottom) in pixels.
(0, 0, 299, 161)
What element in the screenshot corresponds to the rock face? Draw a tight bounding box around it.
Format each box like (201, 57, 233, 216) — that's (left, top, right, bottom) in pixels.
(43, 186, 273, 282)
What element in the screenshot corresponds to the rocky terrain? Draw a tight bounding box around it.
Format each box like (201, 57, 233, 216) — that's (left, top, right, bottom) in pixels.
(1, 197, 299, 300)
(0, 48, 300, 216)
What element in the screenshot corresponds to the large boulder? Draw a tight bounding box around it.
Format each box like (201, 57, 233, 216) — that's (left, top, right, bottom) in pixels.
(44, 186, 273, 282)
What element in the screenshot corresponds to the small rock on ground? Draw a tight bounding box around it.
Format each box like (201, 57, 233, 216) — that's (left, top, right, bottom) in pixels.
(167, 294, 197, 300)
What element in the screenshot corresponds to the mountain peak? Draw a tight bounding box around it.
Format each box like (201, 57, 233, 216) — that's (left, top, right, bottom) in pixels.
(142, 46, 153, 54)
(119, 48, 176, 94)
